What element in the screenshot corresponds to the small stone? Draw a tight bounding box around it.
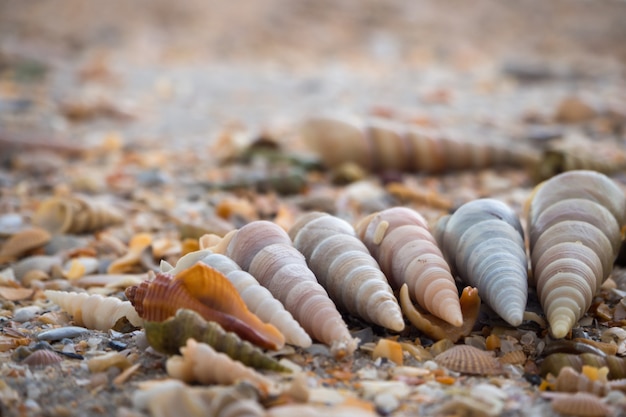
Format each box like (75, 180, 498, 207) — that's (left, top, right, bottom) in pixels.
(554, 96, 597, 123)
(13, 305, 42, 322)
(375, 392, 399, 415)
(37, 326, 90, 341)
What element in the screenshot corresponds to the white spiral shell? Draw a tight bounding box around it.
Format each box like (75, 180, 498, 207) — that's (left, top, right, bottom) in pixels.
(434, 198, 528, 327)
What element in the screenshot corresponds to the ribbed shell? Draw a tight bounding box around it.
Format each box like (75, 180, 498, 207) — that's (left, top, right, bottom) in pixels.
(434, 199, 528, 327)
(540, 353, 626, 380)
(355, 207, 462, 327)
(527, 170, 626, 338)
(288, 211, 404, 332)
(210, 220, 357, 358)
(300, 116, 539, 173)
(33, 195, 124, 234)
(547, 392, 612, 417)
(162, 250, 311, 348)
(434, 345, 503, 376)
(125, 263, 285, 350)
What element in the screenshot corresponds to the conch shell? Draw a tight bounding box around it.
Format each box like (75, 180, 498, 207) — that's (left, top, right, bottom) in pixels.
(162, 249, 311, 348)
(44, 290, 143, 331)
(434, 198, 528, 327)
(144, 309, 290, 372)
(288, 211, 404, 332)
(355, 207, 462, 327)
(125, 262, 285, 350)
(33, 195, 124, 234)
(208, 220, 357, 358)
(300, 116, 539, 173)
(526, 170, 626, 338)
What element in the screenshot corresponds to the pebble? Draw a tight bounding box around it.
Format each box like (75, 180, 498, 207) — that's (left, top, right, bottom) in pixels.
(37, 326, 90, 341)
(13, 305, 42, 322)
(375, 392, 400, 415)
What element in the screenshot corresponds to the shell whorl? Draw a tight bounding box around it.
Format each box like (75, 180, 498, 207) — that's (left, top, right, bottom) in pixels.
(527, 170, 626, 338)
(288, 212, 405, 332)
(214, 220, 357, 357)
(434, 199, 528, 327)
(355, 207, 462, 327)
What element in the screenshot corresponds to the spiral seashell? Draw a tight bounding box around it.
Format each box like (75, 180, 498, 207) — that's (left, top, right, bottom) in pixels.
(355, 207, 462, 327)
(33, 195, 124, 234)
(399, 285, 480, 343)
(144, 309, 290, 372)
(162, 249, 311, 348)
(434, 344, 504, 376)
(288, 211, 404, 332)
(166, 338, 273, 390)
(526, 170, 626, 338)
(434, 198, 528, 327)
(545, 392, 612, 417)
(208, 220, 357, 358)
(44, 290, 143, 331)
(125, 263, 285, 350)
(300, 116, 539, 173)
(540, 353, 626, 380)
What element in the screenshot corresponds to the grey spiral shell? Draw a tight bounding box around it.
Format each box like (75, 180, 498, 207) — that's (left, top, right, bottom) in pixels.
(434, 198, 528, 327)
(527, 170, 626, 338)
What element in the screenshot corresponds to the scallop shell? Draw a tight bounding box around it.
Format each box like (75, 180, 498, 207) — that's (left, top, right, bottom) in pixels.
(144, 308, 290, 372)
(20, 349, 64, 367)
(0, 227, 51, 263)
(497, 350, 526, 366)
(162, 249, 311, 348)
(288, 211, 404, 332)
(208, 220, 357, 358)
(526, 170, 626, 338)
(33, 195, 124, 234)
(355, 207, 462, 327)
(434, 198, 528, 326)
(166, 338, 273, 390)
(434, 345, 504, 376)
(300, 116, 539, 173)
(125, 263, 285, 350)
(546, 392, 612, 417)
(44, 290, 143, 330)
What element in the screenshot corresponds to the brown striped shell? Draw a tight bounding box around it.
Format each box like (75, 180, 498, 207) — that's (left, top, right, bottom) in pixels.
(526, 170, 626, 338)
(288, 211, 404, 332)
(434, 345, 504, 376)
(355, 207, 462, 327)
(20, 349, 64, 367)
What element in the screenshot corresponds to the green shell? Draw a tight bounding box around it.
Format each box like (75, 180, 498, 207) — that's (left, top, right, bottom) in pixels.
(143, 308, 291, 373)
(540, 353, 626, 380)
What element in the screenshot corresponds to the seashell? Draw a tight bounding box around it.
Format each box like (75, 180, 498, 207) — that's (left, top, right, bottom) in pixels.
(288, 211, 404, 332)
(163, 250, 311, 348)
(399, 284, 480, 343)
(208, 220, 357, 358)
(0, 227, 51, 263)
(540, 353, 626, 380)
(355, 207, 462, 327)
(434, 345, 504, 376)
(498, 349, 526, 366)
(126, 263, 285, 350)
(372, 339, 403, 365)
(44, 290, 143, 331)
(434, 198, 528, 326)
(144, 308, 290, 372)
(546, 392, 612, 417)
(526, 170, 626, 338)
(87, 351, 132, 373)
(300, 116, 539, 173)
(12, 255, 62, 281)
(166, 338, 273, 390)
(33, 194, 124, 234)
(267, 404, 380, 417)
(20, 349, 64, 367)
(550, 366, 609, 396)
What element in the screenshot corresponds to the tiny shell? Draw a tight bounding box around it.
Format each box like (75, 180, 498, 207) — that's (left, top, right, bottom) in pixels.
(498, 350, 526, 366)
(33, 195, 124, 234)
(434, 345, 504, 376)
(20, 349, 64, 367)
(87, 352, 132, 373)
(372, 339, 404, 365)
(0, 227, 51, 263)
(551, 366, 609, 396)
(547, 392, 612, 417)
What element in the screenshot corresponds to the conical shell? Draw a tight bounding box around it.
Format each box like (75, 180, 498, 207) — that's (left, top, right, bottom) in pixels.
(288, 211, 404, 332)
(166, 338, 273, 389)
(162, 249, 311, 348)
(300, 116, 539, 173)
(44, 290, 143, 330)
(434, 345, 504, 376)
(125, 263, 285, 350)
(33, 195, 124, 234)
(434, 199, 528, 326)
(526, 170, 626, 338)
(210, 220, 357, 358)
(144, 309, 290, 372)
(355, 207, 462, 327)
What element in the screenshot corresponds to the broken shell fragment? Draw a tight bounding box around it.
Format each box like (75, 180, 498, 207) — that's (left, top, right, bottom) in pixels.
(0, 227, 51, 263)
(33, 195, 124, 234)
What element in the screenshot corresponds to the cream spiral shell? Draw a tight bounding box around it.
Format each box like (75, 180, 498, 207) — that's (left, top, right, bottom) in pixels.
(434, 198, 528, 327)
(210, 220, 357, 358)
(355, 207, 462, 327)
(527, 170, 626, 338)
(288, 211, 405, 332)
